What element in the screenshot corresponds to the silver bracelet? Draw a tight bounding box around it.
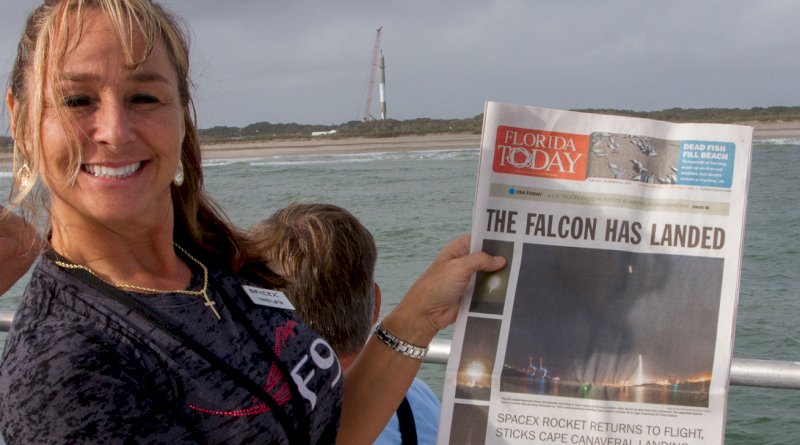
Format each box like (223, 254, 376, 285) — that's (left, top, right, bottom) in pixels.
(374, 322, 428, 360)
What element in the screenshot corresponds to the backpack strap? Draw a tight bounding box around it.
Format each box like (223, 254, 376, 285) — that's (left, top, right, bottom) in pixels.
(396, 396, 418, 445)
(50, 250, 309, 445)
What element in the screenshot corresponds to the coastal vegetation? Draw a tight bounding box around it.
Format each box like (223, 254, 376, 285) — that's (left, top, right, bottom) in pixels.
(199, 106, 800, 144)
(571, 106, 800, 124)
(198, 116, 483, 143)
(1, 107, 798, 153)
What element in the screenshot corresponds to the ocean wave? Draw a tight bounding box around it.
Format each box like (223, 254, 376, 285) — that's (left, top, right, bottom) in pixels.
(756, 138, 800, 146)
(202, 158, 260, 168)
(207, 148, 480, 168)
(0, 171, 12, 178)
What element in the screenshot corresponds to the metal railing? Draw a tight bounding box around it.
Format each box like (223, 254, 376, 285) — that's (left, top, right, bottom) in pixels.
(2, 311, 798, 390)
(1, 312, 13, 333)
(425, 339, 800, 390)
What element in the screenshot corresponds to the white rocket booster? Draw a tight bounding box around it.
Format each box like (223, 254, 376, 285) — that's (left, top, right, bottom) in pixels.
(379, 51, 387, 120)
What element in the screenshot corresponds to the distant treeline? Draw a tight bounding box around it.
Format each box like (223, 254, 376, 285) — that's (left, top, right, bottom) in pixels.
(198, 116, 483, 143)
(571, 106, 800, 124)
(199, 106, 800, 144)
(3, 106, 797, 152)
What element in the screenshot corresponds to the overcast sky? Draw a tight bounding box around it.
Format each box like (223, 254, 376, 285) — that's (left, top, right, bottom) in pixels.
(1, 0, 798, 129)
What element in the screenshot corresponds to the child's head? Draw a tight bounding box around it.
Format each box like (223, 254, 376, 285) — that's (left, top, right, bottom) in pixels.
(250, 203, 378, 358)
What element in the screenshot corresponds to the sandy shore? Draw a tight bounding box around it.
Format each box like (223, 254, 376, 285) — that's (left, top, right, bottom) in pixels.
(201, 133, 482, 159)
(739, 120, 800, 139)
(1, 121, 797, 164)
(202, 121, 799, 159)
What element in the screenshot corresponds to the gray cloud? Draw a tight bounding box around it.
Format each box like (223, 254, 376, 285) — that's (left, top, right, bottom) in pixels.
(1, 0, 798, 129)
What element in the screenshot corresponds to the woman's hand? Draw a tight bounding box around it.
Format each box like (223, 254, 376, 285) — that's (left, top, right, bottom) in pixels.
(338, 234, 506, 444)
(383, 234, 506, 346)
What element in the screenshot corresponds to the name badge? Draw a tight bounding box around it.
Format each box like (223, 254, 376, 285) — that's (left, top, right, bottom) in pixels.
(242, 285, 295, 310)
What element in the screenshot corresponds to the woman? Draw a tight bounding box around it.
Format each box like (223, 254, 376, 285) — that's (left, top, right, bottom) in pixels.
(0, 1, 504, 444)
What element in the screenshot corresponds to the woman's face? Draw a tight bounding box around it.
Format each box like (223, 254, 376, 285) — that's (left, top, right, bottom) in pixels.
(33, 10, 186, 234)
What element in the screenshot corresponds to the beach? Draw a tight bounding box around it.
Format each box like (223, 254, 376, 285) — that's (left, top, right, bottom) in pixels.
(0, 121, 796, 164)
(200, 121, 799, 160)
(200, 133, 483, 159)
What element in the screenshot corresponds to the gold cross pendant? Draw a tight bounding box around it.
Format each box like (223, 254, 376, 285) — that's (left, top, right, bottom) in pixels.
(200, 290, 222, 320)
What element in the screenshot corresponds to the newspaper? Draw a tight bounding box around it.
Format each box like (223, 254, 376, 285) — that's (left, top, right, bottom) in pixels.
(438, 102, 753, 445)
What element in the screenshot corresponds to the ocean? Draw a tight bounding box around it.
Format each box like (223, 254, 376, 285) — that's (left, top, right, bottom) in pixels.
(0, 139, 797, 444)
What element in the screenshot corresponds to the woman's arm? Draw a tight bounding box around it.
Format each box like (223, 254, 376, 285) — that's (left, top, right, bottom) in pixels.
(337, 234, 505, 444)
(0, 206, 40, 295)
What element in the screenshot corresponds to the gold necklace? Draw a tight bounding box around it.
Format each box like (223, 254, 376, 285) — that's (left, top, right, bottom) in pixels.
(54, 243, 222, 321)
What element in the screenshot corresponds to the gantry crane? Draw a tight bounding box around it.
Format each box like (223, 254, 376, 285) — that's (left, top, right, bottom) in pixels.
(361, 27, 386, 122)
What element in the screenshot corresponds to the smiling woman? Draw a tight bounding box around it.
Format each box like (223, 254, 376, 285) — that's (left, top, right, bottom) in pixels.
(36, 11, 186, 255)
(0, 1, 505, 444)
(1, 1, 343, 443)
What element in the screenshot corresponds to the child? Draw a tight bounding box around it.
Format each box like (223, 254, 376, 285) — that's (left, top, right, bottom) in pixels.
(250, 202, 441, 444)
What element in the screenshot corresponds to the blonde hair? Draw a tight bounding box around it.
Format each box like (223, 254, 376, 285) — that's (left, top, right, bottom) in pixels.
(250, 203, 378, 356)
(11, 0, 187, 201)
(8, 0, 250, 274)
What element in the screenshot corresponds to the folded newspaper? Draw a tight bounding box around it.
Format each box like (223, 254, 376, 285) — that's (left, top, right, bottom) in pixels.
(439, 102, 753, 445)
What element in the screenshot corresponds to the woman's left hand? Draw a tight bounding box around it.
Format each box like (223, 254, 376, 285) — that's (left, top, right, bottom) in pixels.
(384, 234, 506, 345)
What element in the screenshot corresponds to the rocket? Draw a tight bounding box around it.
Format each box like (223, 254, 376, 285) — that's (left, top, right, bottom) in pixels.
(379, 50, 387, 120)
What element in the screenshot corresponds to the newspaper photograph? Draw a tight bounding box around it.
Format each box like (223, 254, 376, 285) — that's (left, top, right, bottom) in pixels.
(439, 102, 753, 445)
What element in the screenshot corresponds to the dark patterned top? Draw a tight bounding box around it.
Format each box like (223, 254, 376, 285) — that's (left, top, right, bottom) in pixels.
(0, 251, 342, 444)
